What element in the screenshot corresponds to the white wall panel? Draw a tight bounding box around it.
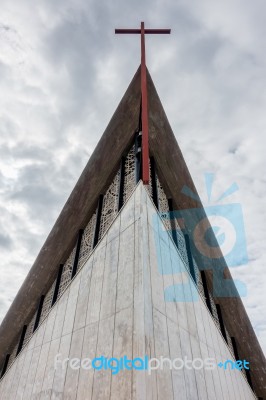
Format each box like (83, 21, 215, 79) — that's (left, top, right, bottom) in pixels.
(0, 183, 257, 400)
(40, 338, 60, 400)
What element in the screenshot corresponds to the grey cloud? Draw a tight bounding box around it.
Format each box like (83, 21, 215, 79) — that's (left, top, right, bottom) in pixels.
(0, 0, 265, 354)
(0, 234, 12, 250)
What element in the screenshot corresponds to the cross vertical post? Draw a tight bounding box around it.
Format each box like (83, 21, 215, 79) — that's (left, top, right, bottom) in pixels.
(140, 22, 149, 184)
(115, 22, 171, 185)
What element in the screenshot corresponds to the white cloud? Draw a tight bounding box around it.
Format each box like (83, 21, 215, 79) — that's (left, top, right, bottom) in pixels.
(0, 0, 265, 357)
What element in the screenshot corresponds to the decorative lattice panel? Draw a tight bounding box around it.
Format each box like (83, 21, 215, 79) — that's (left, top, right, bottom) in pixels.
(77, 211, 97, 271)
(57, 246, 76, 298)
(98, 171, 120, 241)
(193, 257, 205, 300)
(146, 159, 153, 199)
(225, 327, 235, 357)
(123, 145, 136, 203)
(7, 341, 19, 368)
(40, 280, 56, 324)
(157, 176, 169, 214)
(176, 231, 189, 266)
(157, 177, 172, 236)
(23, 311, 37, 349)
(209, 291, 220, 329)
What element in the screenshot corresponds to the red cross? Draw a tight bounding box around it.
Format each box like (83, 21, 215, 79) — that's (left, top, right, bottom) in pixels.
(115, 22, 171, 185)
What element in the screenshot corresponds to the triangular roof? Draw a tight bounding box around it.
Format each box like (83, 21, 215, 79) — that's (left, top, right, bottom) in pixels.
(0, 67, 265, 397)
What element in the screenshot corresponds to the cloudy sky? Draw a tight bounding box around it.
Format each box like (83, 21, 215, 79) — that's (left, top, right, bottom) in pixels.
(0, 0, 266, 353)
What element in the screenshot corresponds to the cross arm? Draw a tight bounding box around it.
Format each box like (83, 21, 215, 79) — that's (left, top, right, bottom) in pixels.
(115, 29, 171, 34)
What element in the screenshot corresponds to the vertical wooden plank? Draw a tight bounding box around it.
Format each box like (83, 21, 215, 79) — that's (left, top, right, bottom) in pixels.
(22, 345, 41, 399)
(168, 242, 189, 333)
(52, 288, 70, 341)
(182, 277, 198, 339)
(199, 301, 214, 351)
(0, 374, 4, 397)
(15, 333, 37, 399)
(153, 308, 173, 400)
(227, 368, 242, 399)
(31, 341, 50, 398)
(105, 214, 121, 244)
(43, 305, 57, 345)
(110, 307, 133, 400)
(210, 317, 231, 400)
(186, 277, 211, 400)
(194, 294, 207, 344)
(179, 326, 198, 400)
(0, 373, 6, 398)
(0, 356, 18, 400)
(235, 369, 247, 400)
(146, 182, 158, 230)
(132, 216, 146, 400)
(119, 190, 135, 233)
(203, 307, 224, 400)
(210, 314, 222, 357)
(1, 364, 11, 399)
(91, 315, 115, 400)
(212, 354, 226, 400)
(151, 205, 181, 323)
(51, 333, 72, 399)
(63, 328, 85, 399)
(141, 187, 157, 400)
(134, 182, 142, 222)
(196, 298, 220, 400)
(15, 346, 34, 400)
(199, 341, 216, 400)
(62, 274, 81, 336)
(0, 350, 18, 399)
(76, 322, 98, 400)
(9, 352, 26, 400)
(147, 206, 177, 399)
(228, 367, 240, 400)
(160, 233, 180, 325)
(86, 236, 107, 325)
(190, 333, 208, 400)
(91, 201, 139, 399)
(40, 338, 60, 400)
(34, 318, 47, 348)
(167, 318, 187, 400)
(110, 205, 135, 397)
(74, 255, 94, 332)
(240, 370, 255, 400)
(100, 234, 120, 320)
(116, 224, 134, 313)
(220, 362, 235, 400)
(148, 216, 167, 316)
(165, 219, 202, 400)
(222, 346, 237, 400)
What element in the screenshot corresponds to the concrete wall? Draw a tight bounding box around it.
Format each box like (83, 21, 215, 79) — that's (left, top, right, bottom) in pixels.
(0, 183, 256, 399)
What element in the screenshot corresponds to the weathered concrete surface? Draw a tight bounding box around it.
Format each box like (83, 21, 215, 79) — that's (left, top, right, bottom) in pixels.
(0, 66, 265, 397)
(0, 184, 257, 399)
